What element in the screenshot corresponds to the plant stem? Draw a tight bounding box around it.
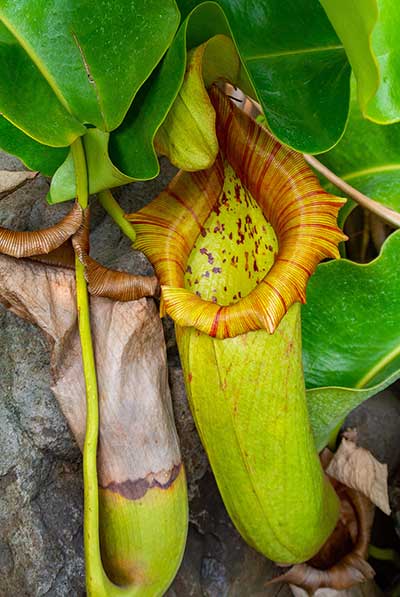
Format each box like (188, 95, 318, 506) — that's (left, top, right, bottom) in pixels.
(98, 189, 136, 243)
(71, 138, 105, 595)
(304, 154, 400, 229)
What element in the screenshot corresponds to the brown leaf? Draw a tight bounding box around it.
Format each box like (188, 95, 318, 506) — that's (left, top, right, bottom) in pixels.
(327, 437, 390, 515)
(0, 253, 181, 486)
(0, 169, 37, 199)
(290, 579, 383, 597)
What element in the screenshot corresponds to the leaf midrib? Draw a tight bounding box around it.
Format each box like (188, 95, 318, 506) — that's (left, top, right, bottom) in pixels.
(341, 163, 400, 182)
(356, 342, 400, 389)
(246, 44, 344, 62)
(1, 14, 73, 116)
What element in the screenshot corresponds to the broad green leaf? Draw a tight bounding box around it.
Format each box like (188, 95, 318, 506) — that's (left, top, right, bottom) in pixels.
(177, 0, 351, 154)
(108, 23, 187, 180)
(319, 0, 400, 124)
(302, 230, 400, 447)
(318, 79, 400, 213)
(109, 2, 234, 181)
(50, 20, 188, 198)
(49, 129, 137, 204)
(0, 116, 67, 176)
(307, 370, 400, 452)
(0, 22, 84, 146)
(51, 4, 237, 199)
(303, 230, 400, 388)
(0, 0, 179, 141)
(50, 14, 189, 200)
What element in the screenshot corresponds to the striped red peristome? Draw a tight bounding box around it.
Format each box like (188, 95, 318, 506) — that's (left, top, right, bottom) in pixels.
(127, 86, 347, 338)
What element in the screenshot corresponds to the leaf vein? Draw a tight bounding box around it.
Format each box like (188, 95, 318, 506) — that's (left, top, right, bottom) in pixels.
(245, 44, 344, 62)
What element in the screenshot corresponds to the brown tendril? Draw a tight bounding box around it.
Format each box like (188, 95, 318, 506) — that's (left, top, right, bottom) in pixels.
(0, 201, 83, 258)
(72, 208, 159, 301)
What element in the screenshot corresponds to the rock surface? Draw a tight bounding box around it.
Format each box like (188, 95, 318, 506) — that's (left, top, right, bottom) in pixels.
(0, 152, 288, 596)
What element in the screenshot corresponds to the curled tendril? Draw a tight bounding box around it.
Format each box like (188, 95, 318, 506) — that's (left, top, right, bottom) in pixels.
(72, 209, 159, 301)
(0, 201, 82, 258)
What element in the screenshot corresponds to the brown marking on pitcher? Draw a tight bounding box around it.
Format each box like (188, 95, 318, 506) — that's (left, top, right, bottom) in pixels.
(102, 463, 182, 501)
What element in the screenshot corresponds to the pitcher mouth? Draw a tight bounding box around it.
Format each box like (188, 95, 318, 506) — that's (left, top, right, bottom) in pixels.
(128, 86, 346, 339)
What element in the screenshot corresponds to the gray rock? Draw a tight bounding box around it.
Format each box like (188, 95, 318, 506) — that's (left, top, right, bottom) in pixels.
(342, 386, 400, 478)
(0, 306, 85, 597)
(0, 152, 289, 596)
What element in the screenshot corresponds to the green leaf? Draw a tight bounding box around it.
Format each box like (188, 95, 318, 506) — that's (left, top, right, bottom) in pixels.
(319, 0, 400, 124)
(176, 0, 351, 153)
(303, 230, 400, 388)
(302, 230, 400, 448)
(0, 0, 179, 142)
(0, 116, 67, 176)
(109, 2, 235, 181)
(109, 23, 187, 180)
(52, 3, 237, 198)
(307, 370, 400, 452)
(317, 78, 400, 213)
(49, 129, 137, 204)
(0, 22, 85, 146)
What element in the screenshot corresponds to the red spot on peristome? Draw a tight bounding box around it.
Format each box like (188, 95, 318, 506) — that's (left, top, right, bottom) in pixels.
(210, 307, 223, 337)
(188, 372, 193, 383)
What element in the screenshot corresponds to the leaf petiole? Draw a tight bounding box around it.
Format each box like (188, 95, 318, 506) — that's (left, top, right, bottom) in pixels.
(304, 154, 400, 229)
(98, 189, 136, 243)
